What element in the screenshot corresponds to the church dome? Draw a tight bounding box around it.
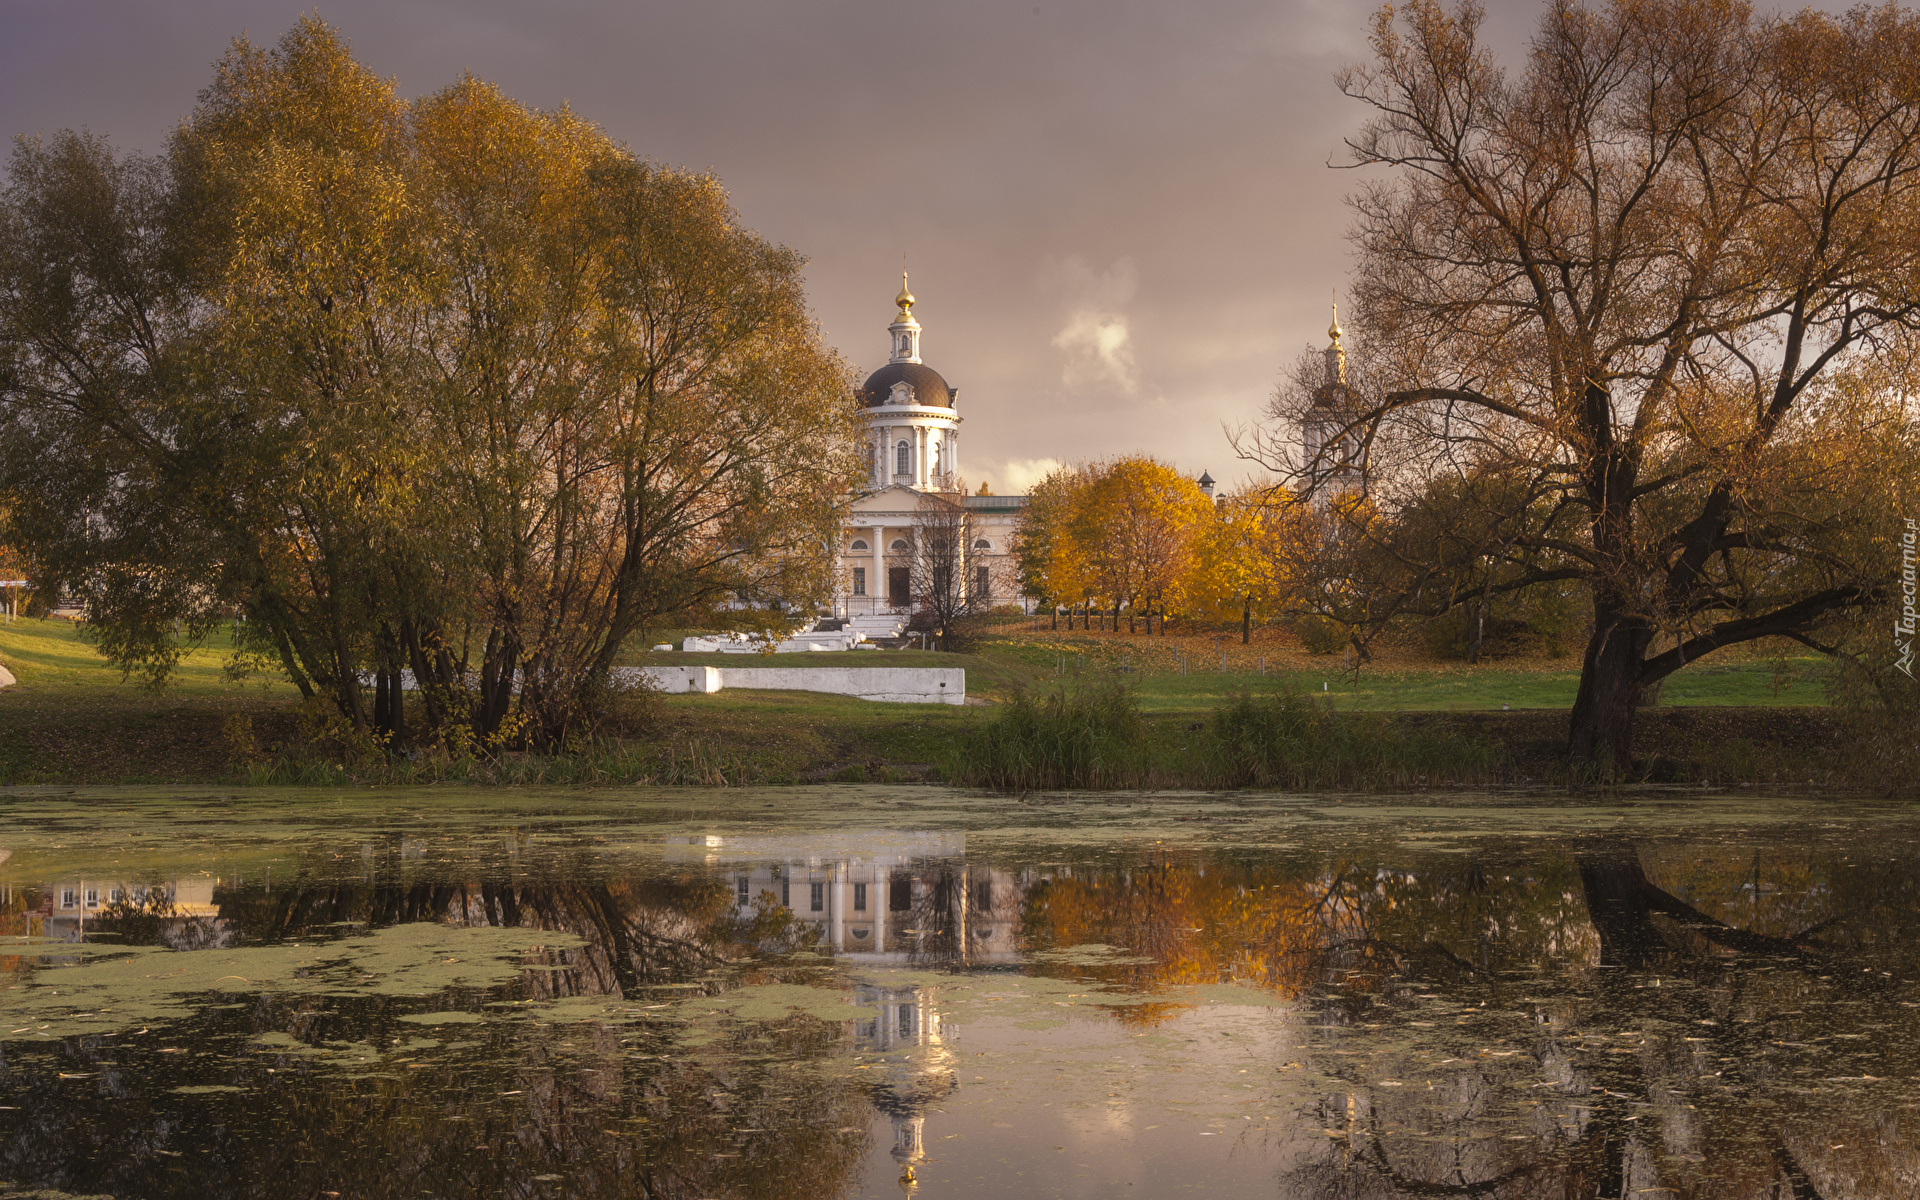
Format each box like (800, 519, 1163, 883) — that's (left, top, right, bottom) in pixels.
(859, 361, 956, 409)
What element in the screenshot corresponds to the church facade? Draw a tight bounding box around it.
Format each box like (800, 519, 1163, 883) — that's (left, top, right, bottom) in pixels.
(835, 277, 1028, 617)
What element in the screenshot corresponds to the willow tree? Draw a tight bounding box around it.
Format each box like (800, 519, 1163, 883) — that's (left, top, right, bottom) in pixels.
(1275, 0, 1920, 769)
(411, 75, 860, 744)
(0, 18, 861, 749)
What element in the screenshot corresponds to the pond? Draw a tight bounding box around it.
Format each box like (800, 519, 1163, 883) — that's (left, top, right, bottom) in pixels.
(1, 786, 1917, 1198)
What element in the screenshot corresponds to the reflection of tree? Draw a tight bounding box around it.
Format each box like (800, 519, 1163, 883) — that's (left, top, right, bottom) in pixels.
(1275, 838, 1920, 1199)
(1008, 838, 1920, 1198)
(0, 863, 879, 1199)
(1018, 854, 1330, 1012)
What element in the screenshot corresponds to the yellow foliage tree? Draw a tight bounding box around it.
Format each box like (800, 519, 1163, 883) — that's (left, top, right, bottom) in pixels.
(1190, 482, 1300, 643)
(1073, 457, 1215, 633)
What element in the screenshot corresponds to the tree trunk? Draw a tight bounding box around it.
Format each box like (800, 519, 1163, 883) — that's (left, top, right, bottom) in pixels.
(1241, 595, 1251, 644)
(373, 668, 391, 734)
(1567, 602, 1653, 772)
(1574, 840, 1663, 970)
(1051, 605, 1058, 630)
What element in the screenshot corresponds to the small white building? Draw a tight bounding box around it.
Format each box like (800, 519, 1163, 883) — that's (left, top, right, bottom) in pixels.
(836, 276, 1028, 617)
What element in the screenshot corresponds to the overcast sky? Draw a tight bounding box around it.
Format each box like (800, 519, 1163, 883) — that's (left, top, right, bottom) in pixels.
(0, 0, 1760, 492)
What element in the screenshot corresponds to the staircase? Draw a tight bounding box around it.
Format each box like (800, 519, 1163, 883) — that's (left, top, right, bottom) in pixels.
(846, 613, 907, 645)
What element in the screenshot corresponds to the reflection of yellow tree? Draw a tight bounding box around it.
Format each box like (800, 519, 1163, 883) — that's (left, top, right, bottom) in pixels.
(1019, 855, 1329, 1019)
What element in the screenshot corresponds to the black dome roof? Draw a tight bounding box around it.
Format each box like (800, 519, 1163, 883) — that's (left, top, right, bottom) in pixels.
(859, 361, 955, 409)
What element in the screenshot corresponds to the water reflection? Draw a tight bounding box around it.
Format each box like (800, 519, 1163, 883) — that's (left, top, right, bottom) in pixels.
(0, 794, 1916, 1197)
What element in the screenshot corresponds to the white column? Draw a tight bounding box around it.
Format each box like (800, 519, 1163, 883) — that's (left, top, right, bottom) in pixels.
(917, 426, 930, 489)
(829, 864, 844, 948)
(872, 524, 884, 611)
(830, 863, 844, 952)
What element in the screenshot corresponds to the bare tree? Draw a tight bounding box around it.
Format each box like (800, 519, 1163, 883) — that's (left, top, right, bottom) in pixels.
(907, 483, 1003, 650)
(1243, 0, 1920, 770)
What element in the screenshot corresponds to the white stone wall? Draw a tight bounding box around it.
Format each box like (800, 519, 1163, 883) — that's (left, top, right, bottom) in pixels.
(626, 665, 965, 705)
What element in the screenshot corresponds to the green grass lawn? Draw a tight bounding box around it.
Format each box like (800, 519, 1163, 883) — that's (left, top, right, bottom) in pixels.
(0, 614, 1845, 786)
(0, 617, 290, 783)
(0, 616, 283, 690)
(1043, 659, 1829, 712)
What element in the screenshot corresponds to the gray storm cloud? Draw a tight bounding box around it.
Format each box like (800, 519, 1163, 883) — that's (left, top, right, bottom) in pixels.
(1, 0, 1797, 482)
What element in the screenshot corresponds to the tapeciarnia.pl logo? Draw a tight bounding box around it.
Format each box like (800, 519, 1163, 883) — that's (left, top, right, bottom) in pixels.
(1898, 516, 1916, 679)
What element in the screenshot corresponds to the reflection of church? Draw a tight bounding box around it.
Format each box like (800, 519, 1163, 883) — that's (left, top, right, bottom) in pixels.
(836, 277, 1029, 618)
(16, 876, 224, 946)
(674, 830, 1027, 965)
(852, 979, 956, 1176)
(677, 830, 1034, 1179)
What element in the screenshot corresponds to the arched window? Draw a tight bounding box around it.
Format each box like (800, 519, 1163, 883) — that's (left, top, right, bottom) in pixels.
(890, 539, 910, 552)
(895, 440, 910, 476)
(850, 539, 868, 552)
(973, 539, 991, 551)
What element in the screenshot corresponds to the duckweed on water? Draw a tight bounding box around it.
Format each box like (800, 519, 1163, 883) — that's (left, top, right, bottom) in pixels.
(7, 786, 1920, 1199)
(3, 923, 585, 1039)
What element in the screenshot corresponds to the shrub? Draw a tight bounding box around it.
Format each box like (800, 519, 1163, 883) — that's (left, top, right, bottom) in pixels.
(1203, 685, 1501, 789)
(1292, 614, 1348, 655)
(948, 682, 1149, 790)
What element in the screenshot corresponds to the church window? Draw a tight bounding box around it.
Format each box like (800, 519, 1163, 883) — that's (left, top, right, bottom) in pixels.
(810, 882, 825, 912)
(973, 539, 991, 550)
(851, 539, 868, 552)
(854, 882, 868, 911)
(896, 440, 910, 475)
(852, 567, 866, 596)
(975, 565, 990, 596)
(890, 539, 910, 552)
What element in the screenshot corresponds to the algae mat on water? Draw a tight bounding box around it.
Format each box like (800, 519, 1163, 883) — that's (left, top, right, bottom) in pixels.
(0, 923, 583, 1039)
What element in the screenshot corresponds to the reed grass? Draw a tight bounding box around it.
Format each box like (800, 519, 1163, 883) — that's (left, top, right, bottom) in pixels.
(243, 736, 755, 787)
(946, 683, 1153, 790)
(947, 681, 1505, 792)
(1203, 686, 1502, 789)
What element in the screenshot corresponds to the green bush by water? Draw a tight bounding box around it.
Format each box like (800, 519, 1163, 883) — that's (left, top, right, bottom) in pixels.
(948, 680, 1505, 791)
(1204, 686, 1501, 789)
(947, 683, 1151, 790)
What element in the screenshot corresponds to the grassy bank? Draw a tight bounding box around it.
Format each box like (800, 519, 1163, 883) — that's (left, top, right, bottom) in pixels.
(0, 615, 1883, 791)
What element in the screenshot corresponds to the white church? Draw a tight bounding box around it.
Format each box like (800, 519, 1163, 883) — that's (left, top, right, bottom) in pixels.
(835, 276, 1029, 618)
